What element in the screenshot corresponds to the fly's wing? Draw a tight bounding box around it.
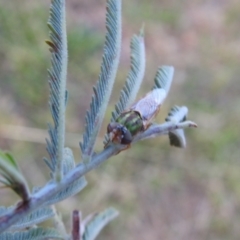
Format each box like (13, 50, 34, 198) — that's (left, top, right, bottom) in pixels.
(130, 88, 166, 121)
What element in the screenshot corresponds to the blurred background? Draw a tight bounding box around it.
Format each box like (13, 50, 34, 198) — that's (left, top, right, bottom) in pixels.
(0, 0, 240, 239)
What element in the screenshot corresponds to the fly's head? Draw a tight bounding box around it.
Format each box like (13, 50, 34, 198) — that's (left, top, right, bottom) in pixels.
(107, 122, 133, 145)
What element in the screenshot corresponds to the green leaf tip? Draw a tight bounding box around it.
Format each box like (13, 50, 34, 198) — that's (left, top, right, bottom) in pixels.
(139, 23, 145, 37)
(0, 152, 18, 170)
(0, 150, 30, 201)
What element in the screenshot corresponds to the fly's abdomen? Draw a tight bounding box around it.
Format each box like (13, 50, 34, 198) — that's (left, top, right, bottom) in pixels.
(116, 111, 143, 136)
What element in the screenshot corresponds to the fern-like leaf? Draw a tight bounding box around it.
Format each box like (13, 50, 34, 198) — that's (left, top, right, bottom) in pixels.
(111, 27, 145, 121)
(45, 0, 68, 180)
(165, 106, 188, 148)
(43, 148, 87, 205)
(9, 207, 54, 231)
(80, 0, 122, 161)
(153, 65, 174, 96)
(46, 177, 87, 205)
(0, 206, 54, 231)
(82, 207, 119, 240)
(103, 28, 145, 145)
(0, 227, 64, 240)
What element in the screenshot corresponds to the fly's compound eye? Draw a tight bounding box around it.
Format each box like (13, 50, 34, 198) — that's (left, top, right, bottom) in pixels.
(120, 127, 132, 145)
(107, 122, 118, 133)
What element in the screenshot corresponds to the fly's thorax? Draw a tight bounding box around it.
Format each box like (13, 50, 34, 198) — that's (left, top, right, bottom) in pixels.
(116, 111, 144, 136)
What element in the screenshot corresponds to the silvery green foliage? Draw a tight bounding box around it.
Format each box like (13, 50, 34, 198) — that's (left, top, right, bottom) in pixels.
(104, 28, 146, 145)
(0, 227, 64, 240)
(43, 0, 88, 204)
(165, 106, 188, 148)
(0, 0, 123, 234)
(0, 150, 87, 233)
(45, 0, 68, 177)
(80, 0, 122, 161)
(153, 66, 174, 95)
(0, 0, 197, 237)
(5, 207, 54, 231)
(82, 208, 119, 240)
(45, 177, 87, 206)
(111, 28, 146, 121)
(44, 148, 87, 205)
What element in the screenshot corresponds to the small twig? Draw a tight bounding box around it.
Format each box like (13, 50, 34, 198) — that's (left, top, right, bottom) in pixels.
(134, 121, 197, 142)
(72, 210, 81, 240)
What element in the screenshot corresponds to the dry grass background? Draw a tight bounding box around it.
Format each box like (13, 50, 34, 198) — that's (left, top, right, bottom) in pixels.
(0, 0, 240, 239)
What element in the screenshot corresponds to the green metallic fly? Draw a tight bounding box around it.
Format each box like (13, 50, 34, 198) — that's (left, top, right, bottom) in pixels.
(105, 88, 167, 148)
